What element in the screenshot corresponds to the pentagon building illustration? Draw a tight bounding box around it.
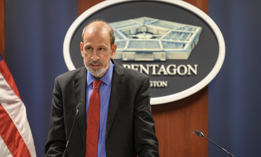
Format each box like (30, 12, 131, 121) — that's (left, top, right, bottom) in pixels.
(109, 17, 202, 61)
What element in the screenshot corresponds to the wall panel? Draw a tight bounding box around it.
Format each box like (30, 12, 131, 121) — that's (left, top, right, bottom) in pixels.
(0, 0, 4, 58)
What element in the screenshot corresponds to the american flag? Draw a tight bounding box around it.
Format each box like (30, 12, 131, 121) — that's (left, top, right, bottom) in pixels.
(0, 53, 36, 157)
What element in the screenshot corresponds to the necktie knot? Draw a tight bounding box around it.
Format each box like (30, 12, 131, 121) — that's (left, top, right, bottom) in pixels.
(93, 80, 102, 89)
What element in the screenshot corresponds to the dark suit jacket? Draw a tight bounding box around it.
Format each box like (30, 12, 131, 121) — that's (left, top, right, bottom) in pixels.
(45, 60, 159, 157)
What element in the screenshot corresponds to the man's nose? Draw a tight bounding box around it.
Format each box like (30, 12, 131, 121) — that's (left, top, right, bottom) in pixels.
(91, 51, 99, 61)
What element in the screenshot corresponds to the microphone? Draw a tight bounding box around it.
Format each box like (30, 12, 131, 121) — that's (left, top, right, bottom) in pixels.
(62, 103, 81, 157)
(195, 130, 234, 157)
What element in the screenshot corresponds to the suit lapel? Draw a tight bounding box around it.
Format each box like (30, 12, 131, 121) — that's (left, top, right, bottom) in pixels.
(106, 61, 125, 140)
(73, 62, 125, 142)
(74, 68, 87, 148)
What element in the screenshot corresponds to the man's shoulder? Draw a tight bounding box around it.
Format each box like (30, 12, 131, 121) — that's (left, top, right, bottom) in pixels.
(123, 67, 147, 77)
(115, 63, 148, 81)
(55, 67, 86, 82)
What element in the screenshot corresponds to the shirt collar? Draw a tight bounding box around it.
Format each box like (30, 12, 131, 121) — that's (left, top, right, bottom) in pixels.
(87, 60, 114, 86)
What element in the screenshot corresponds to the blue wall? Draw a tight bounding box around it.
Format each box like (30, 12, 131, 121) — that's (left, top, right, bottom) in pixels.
(209, 1, 261, 156)
(5, 1, 77, 156)
(4, 0, 261, 156)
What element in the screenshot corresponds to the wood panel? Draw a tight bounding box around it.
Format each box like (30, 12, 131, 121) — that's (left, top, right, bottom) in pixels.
(78, 0, 104, 16)
(78, 0, 209, 157)
(0, 0, 4, 58)
(152, 1, 209, 156)
(152, 87, 208, 157)
(185, 0, 208, 14)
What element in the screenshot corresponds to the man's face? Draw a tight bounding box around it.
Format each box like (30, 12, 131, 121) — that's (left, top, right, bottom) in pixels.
(80, 28, 116, 78)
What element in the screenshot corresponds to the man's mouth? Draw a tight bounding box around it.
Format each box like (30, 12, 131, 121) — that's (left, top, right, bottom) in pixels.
(90, 64, 101, 69)
(88, 60, 103, 70)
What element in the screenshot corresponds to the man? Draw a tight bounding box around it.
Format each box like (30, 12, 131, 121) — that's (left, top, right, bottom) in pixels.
(45, 20, 159, 157)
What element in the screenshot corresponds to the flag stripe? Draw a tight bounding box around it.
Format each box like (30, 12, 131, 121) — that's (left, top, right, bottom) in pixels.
(0, 103, 31, 157)
(0, 55, 36, 157)
(0, 58, 20, 99)
(0, 135, 13, 157)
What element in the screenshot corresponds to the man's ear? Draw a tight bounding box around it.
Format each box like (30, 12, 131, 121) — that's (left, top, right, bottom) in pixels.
(110, 43, 117, 58)
(80, 42, 84, 57)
